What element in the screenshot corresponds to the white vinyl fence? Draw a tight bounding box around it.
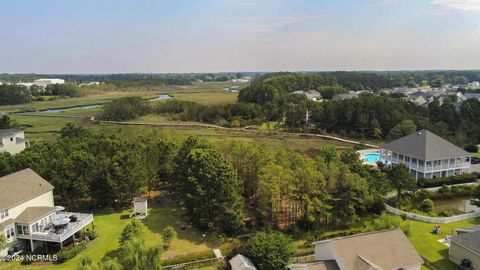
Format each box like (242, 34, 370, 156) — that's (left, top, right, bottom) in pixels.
(384, 203, 480, 224)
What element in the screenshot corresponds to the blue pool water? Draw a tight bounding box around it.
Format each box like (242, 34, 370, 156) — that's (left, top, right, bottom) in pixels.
(364, 153, 386, 163)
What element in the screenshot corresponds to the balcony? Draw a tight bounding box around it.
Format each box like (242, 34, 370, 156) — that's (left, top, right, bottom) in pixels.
(382, 156, 470, 173)
(16, 212, 93, 243)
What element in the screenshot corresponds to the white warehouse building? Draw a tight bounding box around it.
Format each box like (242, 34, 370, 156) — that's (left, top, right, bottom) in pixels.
(33, 78, 65, 87)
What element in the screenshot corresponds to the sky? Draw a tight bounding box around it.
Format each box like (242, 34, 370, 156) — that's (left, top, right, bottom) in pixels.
(0, 0, 479, 73)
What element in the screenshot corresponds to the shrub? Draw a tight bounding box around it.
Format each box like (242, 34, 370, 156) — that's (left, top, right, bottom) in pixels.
(247, 231, 294, 270)
(420, 199, 434, 213)
(162, 226, 177, 248)
(464, 143, 479, 153)
(417, 174, 478, 188)
(372, 214, 402, 230)
(438, 210, 453, 217)
(162, 249, 215, 265)
(400, 213, 407, 220)
(400, 222, 413, 236)
(56, 241, 88, 263)
(84, 229, 98, 240)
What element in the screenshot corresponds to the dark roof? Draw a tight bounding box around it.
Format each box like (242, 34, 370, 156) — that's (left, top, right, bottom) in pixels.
(15, 206, 55, 224)
(451, 230, 480, 255)
(381, 129, 471, 160)
(0, 169, 54, 211)
(455, 225, 480, 234)
(313, 229, 423, 270)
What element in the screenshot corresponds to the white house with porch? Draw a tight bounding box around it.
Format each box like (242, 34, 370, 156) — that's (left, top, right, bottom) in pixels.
(0, 169, 93, 256)
(380, 129, 471, 180)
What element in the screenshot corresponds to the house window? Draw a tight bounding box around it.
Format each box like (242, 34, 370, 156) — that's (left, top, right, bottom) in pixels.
(9, 137, 13, 142)
(0, 209, 8, 219)
(393, 152, 398, 159)
(419, 160, 424, 166)
(405, 156, 410, 162)
(16, 225, 23, 235)
(5, 227, 14, 239)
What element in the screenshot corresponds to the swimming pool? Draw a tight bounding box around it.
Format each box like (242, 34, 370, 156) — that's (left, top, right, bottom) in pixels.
(363, 153, 386, 163)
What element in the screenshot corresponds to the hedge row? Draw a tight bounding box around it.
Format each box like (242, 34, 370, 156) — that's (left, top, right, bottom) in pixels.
(417, 174, 478, 188)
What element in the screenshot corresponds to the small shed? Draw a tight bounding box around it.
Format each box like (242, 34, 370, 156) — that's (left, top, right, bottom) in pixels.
(229, 254, 257, 270)
(131, 197, 148, 219)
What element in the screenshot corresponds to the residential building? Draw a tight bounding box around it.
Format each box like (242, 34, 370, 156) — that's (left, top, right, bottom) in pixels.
(0, 129, 28, 154)
(468, 81, 480, 89)
(0, 169, 93, 256)
(406, 91, 434, 106)
(33, 78, 65, 88)
(380, 129, 471, 180)
(287, 229, 423, 270)
(332, 91, 359, 101)
(449, 226, 480, 269)
(229, 254, 257, 270)
(293, 90, 323, 101)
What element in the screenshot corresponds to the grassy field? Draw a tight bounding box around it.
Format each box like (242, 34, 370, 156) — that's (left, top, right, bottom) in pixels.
(0, 92, 158, 113)
(171, 92, 238, 105)
(3, 202, 221, 270)
(407, 218, 480, 270)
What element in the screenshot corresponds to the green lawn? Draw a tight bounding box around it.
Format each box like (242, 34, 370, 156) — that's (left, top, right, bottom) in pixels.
(407, 218, 480, 270)
(11, 115, 84, 142)
(4, 202, 220, 270)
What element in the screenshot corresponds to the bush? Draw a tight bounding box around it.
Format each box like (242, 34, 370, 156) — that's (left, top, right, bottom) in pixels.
(400, 222, 413, 236)
(84, 228, 98, 240)
(464, 143, 479, 153)
(56, 241, 88, 263)
(247, 231, 294, 270)
(162, 226, 177, 248)
(372, 214, 402, 230)
(417, 174, 478, 188)
(420, 199, 434, 213)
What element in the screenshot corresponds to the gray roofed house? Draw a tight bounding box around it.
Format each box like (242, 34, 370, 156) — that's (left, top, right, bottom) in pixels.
(0, 168, 54, 211)
(293, 90, 323, 101)
(229, 254, 257, 270)
(449, 230, 480, 268)
(288, 229, 423, 270)
(332, 91, 359, 101)
(380, 129, 472, 180)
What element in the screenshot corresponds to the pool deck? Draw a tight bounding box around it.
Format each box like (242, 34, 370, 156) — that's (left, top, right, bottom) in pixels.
(357, 149, 381, 165)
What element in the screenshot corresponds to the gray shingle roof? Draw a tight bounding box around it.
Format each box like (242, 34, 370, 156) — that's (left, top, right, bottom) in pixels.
(0, 129, 21, 138)
(313, 229, 423, 270)
(381, 129, 471, 161)
(451, 230, 480, 255)
(0, 169, 54, 211)
(15, 206, 55, 224)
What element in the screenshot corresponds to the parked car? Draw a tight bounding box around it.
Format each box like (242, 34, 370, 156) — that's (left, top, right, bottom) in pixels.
(471, 156, 480, 164)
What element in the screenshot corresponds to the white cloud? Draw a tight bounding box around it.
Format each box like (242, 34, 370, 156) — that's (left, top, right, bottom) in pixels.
(223, 15, 320, 34)
(431, 0, 480, 12)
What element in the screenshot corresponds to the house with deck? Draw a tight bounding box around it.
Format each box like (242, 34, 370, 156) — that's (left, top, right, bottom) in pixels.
(380, 129, 471, 180)
(0, 169, 93, 256)
(287, 229, 423, 270)
(0, 129, 28, 154)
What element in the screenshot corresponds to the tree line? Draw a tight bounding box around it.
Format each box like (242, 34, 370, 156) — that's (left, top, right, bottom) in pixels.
(0, 122, 398, 235)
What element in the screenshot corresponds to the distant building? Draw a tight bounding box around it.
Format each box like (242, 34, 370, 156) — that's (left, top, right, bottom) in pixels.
(468, 81, 480, 89)
(79, 82, 100, 86)
(380, 129, 471, 180)
(232, 77, 252, 83)
(293, 90, 322, 101)
(0, 129, 27, 154)
(33, 78, 65, 88)
(287, 229, 423, 270)
(406, 91, 434, 106)
(16, 82, 35, 88)
(332, 91, 359, 101)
